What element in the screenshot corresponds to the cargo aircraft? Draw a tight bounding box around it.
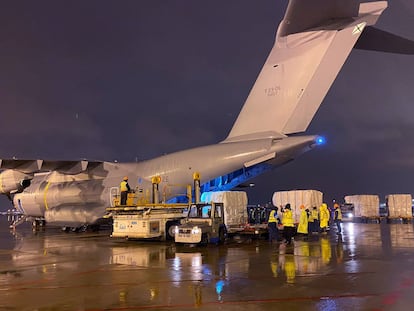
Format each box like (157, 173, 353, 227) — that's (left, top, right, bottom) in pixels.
(0, 0, 408, 229)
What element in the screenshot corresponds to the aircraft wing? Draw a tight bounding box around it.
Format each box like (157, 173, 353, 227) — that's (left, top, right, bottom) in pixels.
(0, 159, 103, 174)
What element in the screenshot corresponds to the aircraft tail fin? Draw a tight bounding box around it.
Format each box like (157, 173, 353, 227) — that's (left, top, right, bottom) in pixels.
(224, 1, 388, 143)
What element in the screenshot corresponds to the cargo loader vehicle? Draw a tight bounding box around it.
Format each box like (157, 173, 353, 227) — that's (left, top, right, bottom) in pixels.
(174, 191, 267, 245)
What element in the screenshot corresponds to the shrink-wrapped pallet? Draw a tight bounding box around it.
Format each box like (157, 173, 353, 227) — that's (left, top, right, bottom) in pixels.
(386, 194, 412, 218)
(272, 190, 323, 223)
(344, 195, 379, 217)
(200, 191, 248, 226)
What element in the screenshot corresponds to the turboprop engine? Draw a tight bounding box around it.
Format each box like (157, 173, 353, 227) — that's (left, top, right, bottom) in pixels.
(0, 169, 33, 195)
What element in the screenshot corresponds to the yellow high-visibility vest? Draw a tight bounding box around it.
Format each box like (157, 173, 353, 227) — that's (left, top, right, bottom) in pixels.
(335, 208, 342, 220)
(282, 210, 294, 227)
(120, 181, 129, 192)
(310, 209, 319, 221)
(268, 210, 278, 223)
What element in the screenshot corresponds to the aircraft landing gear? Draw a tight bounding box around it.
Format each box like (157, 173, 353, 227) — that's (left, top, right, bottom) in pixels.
(32, 219, 46, 229)
(62, 224, 91, 233)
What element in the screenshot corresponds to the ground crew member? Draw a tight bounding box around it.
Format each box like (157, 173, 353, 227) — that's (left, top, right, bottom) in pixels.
(310, 206, 319, 234)
(282, 203, 295, 245)
(267, 206, 281, 243)
(120, 176, 131, 205)
(319, 203, 330, 234)
(297, 205, 308, 239)
(334, 203, 343, 234)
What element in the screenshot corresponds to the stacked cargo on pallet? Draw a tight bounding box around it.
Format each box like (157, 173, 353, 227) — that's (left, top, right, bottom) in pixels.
(200, 191, 248, 230)
(272, 190, 323, 223)
(344, 195, 379, 218)
(386, 194, 413, 218)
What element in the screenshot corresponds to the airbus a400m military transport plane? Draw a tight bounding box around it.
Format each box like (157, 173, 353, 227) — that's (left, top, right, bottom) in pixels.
(0, 0, 405, 229)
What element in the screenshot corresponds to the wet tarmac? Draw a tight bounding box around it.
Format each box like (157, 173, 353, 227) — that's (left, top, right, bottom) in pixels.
(1, 216, 414, 311)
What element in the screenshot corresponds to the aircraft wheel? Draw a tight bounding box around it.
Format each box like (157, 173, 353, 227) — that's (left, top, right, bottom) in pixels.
(201, 233, 209, 245)
(80, 224, 88, 232)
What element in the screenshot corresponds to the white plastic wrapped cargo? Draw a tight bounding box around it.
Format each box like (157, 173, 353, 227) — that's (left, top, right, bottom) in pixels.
(344, 195, 379, 217)
(386, 194, 413, 218)
(200, 191, 248, 227)
(272, 190, 323, 223)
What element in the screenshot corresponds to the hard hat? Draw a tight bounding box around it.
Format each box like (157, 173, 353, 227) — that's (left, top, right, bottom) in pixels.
(123, 176, 128, 181)
(300, 205, 305, 209)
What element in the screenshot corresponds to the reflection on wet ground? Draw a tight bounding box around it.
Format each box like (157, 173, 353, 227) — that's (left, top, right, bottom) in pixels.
(1, 217, 414, 310)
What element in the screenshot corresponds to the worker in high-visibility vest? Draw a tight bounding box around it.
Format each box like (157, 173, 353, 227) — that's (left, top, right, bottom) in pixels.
(309, 206, 319, 234)
(297, 205, 308, 238)
(282, 204, 295, 245)
(267, 206, 281, 243)
(319, 203, 330, 234)
(119, 176, 131, 205)
(334, 203, 343, 235)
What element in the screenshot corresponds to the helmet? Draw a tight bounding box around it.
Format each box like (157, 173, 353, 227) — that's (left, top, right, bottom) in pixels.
(123, 176, 128, 181)
(300, 204, 305, 209)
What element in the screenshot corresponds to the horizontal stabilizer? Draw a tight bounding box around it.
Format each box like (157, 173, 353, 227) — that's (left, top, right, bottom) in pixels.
(278, 0, 360, 37)
(244, 152, 276, 168)
(355, 26, 414, 54)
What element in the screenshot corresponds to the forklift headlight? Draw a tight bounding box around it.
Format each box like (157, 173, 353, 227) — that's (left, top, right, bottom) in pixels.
(173, 226, 179, 234)
(192, 226, 200, 234)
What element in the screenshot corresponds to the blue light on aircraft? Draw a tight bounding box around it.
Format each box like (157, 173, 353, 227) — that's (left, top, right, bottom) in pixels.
(316, 136, 326, 145)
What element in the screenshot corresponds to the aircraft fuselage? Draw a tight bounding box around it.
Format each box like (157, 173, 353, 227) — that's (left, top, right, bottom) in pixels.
(12, 136, 318, 226)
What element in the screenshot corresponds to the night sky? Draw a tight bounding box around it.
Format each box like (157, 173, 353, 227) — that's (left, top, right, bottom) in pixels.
(1, 0, 413, 210)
